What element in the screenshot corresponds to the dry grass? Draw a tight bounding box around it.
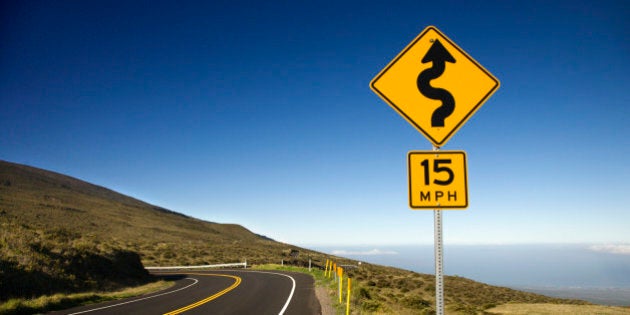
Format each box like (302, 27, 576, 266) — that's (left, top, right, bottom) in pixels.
(339, 263, 587, 314)
(487, 303, 630, 315)
(0, 160, 319, 267)
(0, 280, 173, 315)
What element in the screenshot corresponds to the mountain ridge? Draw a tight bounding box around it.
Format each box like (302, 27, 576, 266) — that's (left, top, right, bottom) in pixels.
(0, 160, 270, 245)
(0, 159, 301, 301)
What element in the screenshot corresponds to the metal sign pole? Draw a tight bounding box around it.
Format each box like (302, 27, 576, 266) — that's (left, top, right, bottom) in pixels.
(433, 145, 444, 315)
(434, 209, 444, 314)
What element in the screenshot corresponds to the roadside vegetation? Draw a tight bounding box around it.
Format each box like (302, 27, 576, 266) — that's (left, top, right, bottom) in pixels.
(251, 263, 600, 314)
(1, 220, 151, 300)
(0, 280, 172, 315)
(486, 303, 630, 315)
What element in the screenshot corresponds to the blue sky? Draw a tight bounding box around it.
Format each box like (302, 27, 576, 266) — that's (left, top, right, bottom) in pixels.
(1, 0, 628, 247)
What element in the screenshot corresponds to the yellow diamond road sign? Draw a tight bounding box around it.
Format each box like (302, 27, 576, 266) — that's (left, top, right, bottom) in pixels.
(371, 26, 499, 147)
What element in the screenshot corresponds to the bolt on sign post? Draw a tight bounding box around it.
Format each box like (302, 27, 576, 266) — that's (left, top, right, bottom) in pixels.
(370, 26, 499, 315)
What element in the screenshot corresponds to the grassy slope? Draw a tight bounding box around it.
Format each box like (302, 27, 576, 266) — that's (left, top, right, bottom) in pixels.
(486, 303, 630, 315)
(0, 160, 316, 300)
(0, 160, 596, 313)
(0, 281, 173, 315)
(0, 160, 311, 265)
(344, 263, 590, 314)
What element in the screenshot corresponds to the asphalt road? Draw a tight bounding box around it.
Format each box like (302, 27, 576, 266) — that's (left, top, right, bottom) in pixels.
(51, 270, 321, 315)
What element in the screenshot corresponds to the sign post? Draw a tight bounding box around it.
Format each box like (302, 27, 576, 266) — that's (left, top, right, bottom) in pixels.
(434, 209, 444, 312)
(433, 146, 445, 314)
(370, 25, 499, 315)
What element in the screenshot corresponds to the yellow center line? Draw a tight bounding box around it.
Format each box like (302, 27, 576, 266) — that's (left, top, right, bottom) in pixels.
(162, 273, 242, 315)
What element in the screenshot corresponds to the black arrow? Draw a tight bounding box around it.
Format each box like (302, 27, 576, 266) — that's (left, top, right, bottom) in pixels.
(417, 39, 456, 127)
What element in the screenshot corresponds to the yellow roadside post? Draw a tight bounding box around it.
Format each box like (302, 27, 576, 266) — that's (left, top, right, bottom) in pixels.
(338, 267, 343, 303)
(346, 277, 351, 315)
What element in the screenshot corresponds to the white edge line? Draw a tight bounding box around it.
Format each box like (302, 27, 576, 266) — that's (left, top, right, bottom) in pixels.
(236, 270, 296, 315)
(276, 273, 296, 315)
(68, 278, 199, 315)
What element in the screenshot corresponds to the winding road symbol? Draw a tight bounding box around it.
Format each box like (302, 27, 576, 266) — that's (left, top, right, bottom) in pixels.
(370, 26, 499, 147)
(417, 39, 456, 128)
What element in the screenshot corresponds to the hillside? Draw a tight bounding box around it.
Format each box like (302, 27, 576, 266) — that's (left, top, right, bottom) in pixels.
(0, 160, 590, 313)
(0, 160, 315, 300)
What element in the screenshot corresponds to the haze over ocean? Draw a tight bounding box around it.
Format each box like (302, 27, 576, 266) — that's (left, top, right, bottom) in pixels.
(313, 244, 630, 305)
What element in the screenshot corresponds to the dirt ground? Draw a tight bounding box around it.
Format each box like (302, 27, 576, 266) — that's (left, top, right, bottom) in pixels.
(315, 285, 335, 315)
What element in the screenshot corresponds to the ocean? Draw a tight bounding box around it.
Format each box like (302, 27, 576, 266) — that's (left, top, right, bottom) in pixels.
(312, 244, 630, 306)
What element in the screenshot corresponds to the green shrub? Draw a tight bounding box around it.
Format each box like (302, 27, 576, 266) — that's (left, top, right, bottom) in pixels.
(358, 287, 372, 300)
(361, 300, 382, 312)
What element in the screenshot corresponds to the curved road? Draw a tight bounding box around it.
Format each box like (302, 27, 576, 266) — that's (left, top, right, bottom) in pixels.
(51, 270, 321, 315)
